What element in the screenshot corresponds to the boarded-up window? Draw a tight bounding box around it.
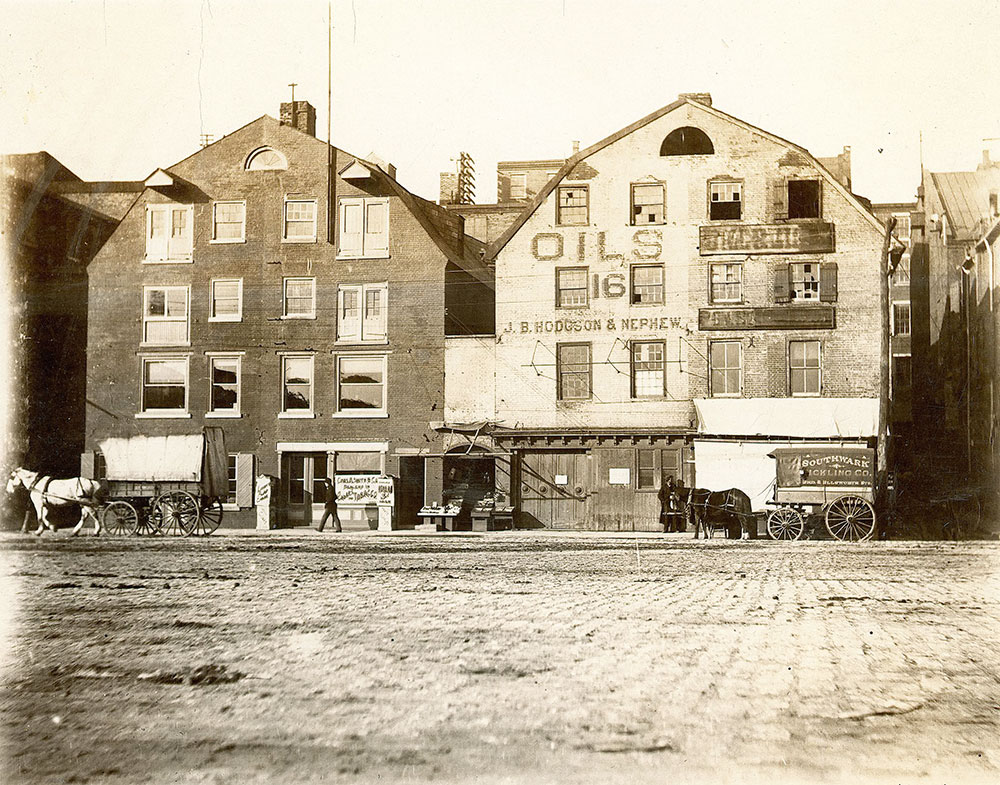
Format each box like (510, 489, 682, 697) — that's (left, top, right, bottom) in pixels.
(787, 180, 821, 219)
(709, 181, 742, 220)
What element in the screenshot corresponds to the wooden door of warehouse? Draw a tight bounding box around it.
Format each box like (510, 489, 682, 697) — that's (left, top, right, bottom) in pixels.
(518, 451, 590, 529)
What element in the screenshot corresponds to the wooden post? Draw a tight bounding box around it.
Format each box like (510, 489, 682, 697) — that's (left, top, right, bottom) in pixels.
(878, 217, 897, 484)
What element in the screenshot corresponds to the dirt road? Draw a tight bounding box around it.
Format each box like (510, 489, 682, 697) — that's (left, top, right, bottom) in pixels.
(2, 532, 999, 784)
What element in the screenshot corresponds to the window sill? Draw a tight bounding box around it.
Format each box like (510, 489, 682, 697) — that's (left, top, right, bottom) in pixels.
(331, 411, 388, 419)
(555, 304, 590, 310)
(630, 222, 667, 227)
(706, 217, 743, 223)
(279, 314, 317, 320)
(210, 238, 246, 245)
(790, 393, 822, 398)
(335, 252, 391, 261)
(555, 223, 589, 229)
(208, 317, 243, 323)
(630, 301, 665, 308)
(205, 411, 242, 419)
(139, 342, 191, 349)
(136, 411, 192, 419)
(707, 301, 744, 307)
(334, 339, 390, 347)
(282, 237, 318, 244)
(278, 412, 316, 419)
(709, 394, 742, 399)
(143, 258, 193, 264)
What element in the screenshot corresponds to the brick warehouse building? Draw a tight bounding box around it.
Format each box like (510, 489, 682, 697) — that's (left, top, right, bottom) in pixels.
(480, 94, 888, 531)
(81, 101, 493, 529)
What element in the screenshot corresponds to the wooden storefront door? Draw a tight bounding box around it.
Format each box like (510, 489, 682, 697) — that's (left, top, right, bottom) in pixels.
(283, 453, 330, 526)
(518, 451, 590, 529)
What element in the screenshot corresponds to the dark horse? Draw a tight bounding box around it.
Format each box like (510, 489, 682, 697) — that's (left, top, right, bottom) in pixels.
(682, 487, 753, 540)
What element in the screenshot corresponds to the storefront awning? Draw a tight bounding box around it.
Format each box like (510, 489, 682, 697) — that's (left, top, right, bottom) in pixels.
(694, 398, 878, 439)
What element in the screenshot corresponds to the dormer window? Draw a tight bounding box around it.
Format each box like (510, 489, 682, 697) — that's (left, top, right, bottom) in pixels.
(245, 147, 288, 171)
(660, 127, 714, 156)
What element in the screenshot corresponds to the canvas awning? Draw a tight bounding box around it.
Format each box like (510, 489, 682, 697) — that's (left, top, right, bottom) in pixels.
(693, 398, 878, 439)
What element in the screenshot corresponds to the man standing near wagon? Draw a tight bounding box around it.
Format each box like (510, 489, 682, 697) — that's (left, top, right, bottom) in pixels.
(316, 478, 341, 532)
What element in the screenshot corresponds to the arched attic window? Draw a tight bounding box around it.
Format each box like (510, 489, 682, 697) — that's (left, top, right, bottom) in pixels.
(659, 127, 714, 156)
(245, 147, 288, 170)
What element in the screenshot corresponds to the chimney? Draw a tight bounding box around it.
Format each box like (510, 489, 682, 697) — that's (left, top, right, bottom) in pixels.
(679, 92, 713, 107)
(280, 100, 317, 137)
(571, 140, 580, 155)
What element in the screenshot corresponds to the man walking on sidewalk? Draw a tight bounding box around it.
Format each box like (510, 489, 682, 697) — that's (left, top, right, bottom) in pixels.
(316, 478, 340, 532)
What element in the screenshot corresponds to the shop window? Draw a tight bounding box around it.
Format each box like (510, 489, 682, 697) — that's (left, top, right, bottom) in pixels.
(637, 449, 656, 489)
(281, 355, 314, 416)
(556, 267, 589, 308)
(709, 341, 741, 397)
(336, 355, 387, 416)
(145, 204, 193, 262)
(211, 201, 246, 243)
(338, 283, 388, 342)
(140, 356, 188, 415)
(631, 341, 665, 398)
(631, 264, 664, 304)
(789, 340, 821, 396)
(208, 355, 240, 416)
(339, 197, 389, 258)
(283, 277, 316, 318)
(556, 186, 588, 226)
(283, 198, 317, 242)
(659, 127, 714, 156)
(336, 452, 382, 473)
(556, 343, 591, 401)
(631, 183, 665, 225)
(787, 180, 821, 219)
(143, 286, 189, 345)
(709, 181, 742, 220)
(210, 279, 242, 322)
(892, 302, 911, 336)
(710, 263, 742, 303)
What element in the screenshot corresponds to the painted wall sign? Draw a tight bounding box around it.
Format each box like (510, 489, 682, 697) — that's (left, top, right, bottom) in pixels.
(698, 306, 835, 331)
(608, 468, 631, 485)
(531, 230, 663, 262)
(699, 222, 835, 255)
(772, 448, 874, 487)
(336, 474, 395, 506)
(502, 316, 692, 335)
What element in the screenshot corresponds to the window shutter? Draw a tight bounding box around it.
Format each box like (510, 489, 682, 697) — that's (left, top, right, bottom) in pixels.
(771, 179, 788, 221)
(146, 207, 168, 260)
(774, 263, 791, 303)
(364, 199, 389, 256)
(819, 262, 838, 302)
(362, 285, 388, 341)
(339, 199, 364, 256)
(167, 206, 193, 259)
(235, 453, 255, 508)
(80, 451, 95, 479)
(337, 285, 361, 341)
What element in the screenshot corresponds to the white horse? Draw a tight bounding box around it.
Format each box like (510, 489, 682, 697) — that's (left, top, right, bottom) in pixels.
(6, 468, 104, 537)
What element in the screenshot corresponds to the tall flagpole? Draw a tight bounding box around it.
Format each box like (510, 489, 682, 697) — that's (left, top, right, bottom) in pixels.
(327, 0, 336, 246)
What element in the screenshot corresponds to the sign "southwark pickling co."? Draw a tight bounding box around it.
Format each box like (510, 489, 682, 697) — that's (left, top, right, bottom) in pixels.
(772, 447, 874, 487)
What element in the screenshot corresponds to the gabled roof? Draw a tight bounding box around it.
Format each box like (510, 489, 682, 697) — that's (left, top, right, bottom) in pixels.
(486, 97, 885, 260)
(930, 170, 1000, 242)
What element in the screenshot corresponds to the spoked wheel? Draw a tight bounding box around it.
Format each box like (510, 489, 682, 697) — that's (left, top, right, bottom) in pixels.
(825, 495, 877, 541)
(191, 498, 223, 537)
(152, 491, 199, 536)
(100, 501, 139, 536)
(134, 505, 158, 536)
(767, 507, 805, 540)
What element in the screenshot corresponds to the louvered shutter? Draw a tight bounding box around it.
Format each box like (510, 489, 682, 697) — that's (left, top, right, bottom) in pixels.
(80, 452, 95, 479)
(362, 285, 387, 341)
(146, 206, 168, 260)
(819, 263, 838, 302)
(235, 453, 255, 508)
(774, 263, 791, 303)
(339, 199, 364, 257)
(167, 206, 193, 259)
(364, 199, 389, 256)
(771, 180, 788, 221)
(338, 285, 361, 341)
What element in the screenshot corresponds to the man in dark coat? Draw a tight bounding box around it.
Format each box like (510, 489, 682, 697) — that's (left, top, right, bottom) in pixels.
(316, 478, 341, 532)
(659, 475, 681, 532)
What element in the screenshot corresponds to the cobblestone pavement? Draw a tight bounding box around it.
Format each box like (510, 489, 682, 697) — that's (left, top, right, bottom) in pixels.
(1, 531, 999, 785)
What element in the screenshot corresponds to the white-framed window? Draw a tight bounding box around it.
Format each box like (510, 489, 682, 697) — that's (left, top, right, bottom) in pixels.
(709, 181, 742, 220)
(631, 340, 666, 398)
(142, 286, 190, 345)
(631, 183, 665, 225)
(709, 341, 741, 397)
(280, 355, 314, 417)
(283, 198, 318, 242)
(631, 264, 664, 305)
(892, 302, 911, 337)
(283, 277, 316, 319)
(139, 355, 190, 417)
(892, 252, 911, 285)
(556, 267, 589, 308)
(207, 354, 241, 417)
(226, 454, 238, 505)
(338, 197, 390, 258)
(210, 279, 243, 322)
(710, 262, 742, 303)
(556, 185, 588, 226)
(337, 283, 388, 342)
(335, 354, 387, 416)
(509, 172, 527, 200)
(145, 204, 193, 262)
(211, 201, 246, 243)
(556, 343, 592, 401)
(789, 340, 822, 396)
(790, 262, 820, 301)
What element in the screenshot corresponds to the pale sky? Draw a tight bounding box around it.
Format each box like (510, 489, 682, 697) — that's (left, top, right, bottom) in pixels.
(2, 0, 999, 205)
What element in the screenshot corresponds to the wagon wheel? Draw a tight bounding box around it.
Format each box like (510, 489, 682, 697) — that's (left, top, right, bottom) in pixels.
(100, 501, 139, 536)
(767, 507, 805, 540)
(134, 504, 159, 536)
(152, 491, 199, 536)
(825, 495, 876, 541)
(191, 498, 223, 537)
(947, 495, 981, 539)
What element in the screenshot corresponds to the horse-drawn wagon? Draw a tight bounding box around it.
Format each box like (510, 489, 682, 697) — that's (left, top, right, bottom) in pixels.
(764, 446, 879, 541)
(98, 427, 227, 537)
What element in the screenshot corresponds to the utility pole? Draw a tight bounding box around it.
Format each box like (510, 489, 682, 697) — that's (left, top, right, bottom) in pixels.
(878, 217, 897, 490)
